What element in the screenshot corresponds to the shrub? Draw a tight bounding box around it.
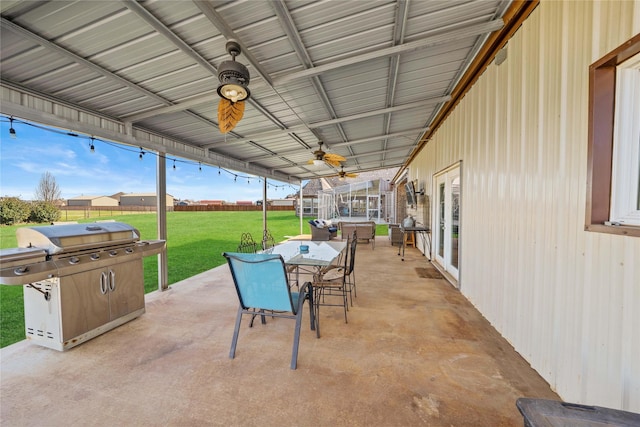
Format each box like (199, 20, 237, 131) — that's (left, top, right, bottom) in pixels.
(29, 201, 61, 224)
(0, 197, 31, 225)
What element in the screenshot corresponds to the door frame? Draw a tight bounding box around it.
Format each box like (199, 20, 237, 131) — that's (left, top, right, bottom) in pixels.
(432, 162, 461, 285)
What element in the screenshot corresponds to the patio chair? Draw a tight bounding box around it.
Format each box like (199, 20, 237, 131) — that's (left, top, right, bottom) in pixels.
(223, 252, 318, 370)
(318, 230, 358, 306)
(311, 231, 356, 332)
(236, 232, 257, 253)
(262, 229, 276, 250)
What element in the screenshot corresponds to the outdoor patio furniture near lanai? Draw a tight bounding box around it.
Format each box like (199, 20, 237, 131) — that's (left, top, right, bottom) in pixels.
(311, 231, 357, 330)
(261, 229, 276, 250)
(308, 220, 338, 240)
(223, 252, 318, 370)
(236, 232, 257, 253)
(339, 221, 376, 249)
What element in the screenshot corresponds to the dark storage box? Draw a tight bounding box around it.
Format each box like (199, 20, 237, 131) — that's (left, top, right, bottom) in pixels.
(516, 398, 640, 427)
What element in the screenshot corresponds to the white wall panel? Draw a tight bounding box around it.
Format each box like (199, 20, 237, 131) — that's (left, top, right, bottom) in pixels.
(409, 0, 640, 412)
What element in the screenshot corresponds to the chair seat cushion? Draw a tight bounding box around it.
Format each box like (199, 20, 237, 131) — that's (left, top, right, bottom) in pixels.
(319, 267, 343, 281)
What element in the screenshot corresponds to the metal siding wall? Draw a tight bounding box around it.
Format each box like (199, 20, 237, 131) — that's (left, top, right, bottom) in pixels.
(411, 1, 640, 412)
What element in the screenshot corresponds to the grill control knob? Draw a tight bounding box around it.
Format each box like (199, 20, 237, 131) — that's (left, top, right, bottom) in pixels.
(14, 266, 29, 275)
(109, 250, 118, 257)
(125, 247, 134, 254)
(69, 257, 80, 264)
(90, 253, 100, 260)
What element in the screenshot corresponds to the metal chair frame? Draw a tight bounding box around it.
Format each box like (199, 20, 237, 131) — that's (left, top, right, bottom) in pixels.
(223, 252, 317, 370)
(311, 231, 356, 334)
(236, 232, 258, 253)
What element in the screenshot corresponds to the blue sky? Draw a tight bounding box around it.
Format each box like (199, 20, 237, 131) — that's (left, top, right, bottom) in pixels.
(0, 117, 299, 202)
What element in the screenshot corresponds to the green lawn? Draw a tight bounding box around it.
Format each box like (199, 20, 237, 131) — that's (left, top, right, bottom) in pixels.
(0, 212, 388, 348)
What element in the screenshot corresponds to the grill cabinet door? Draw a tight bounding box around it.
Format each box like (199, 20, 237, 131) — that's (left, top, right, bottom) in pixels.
(108, 259, 144, 319)
(59, 267, 110, 341)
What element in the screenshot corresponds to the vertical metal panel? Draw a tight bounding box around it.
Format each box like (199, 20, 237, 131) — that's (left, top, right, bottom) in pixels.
(409, 0, 640, 412)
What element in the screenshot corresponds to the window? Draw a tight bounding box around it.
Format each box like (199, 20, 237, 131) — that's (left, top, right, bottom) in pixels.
(611, 53, 640, 225)
(586, 34, 640, 237)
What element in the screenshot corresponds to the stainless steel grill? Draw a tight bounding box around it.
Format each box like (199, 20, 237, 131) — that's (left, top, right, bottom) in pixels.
(0, 222, 165, 351)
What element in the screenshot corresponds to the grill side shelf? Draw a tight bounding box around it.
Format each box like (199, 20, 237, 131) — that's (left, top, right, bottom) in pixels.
(0, 259, 58, 285)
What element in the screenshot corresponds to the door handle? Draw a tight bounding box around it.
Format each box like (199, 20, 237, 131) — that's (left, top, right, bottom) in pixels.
(100, 272, 108, 294)
(108, 270, 116, 292)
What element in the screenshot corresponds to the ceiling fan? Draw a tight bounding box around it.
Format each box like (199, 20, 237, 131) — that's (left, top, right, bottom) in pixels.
(307, 141, 346, 167)
(333, 165, 358, 181)
(217, 40, 250, 133)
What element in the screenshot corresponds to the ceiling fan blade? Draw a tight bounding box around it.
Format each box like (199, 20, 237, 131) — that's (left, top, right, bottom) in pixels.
(324, 153, 346, 162)
(324, 158, 343, 167)
(346, 173, 358, 178)
(218, 98, 245, 133)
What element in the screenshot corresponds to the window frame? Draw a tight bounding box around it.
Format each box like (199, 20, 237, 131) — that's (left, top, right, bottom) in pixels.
(586, 34, 640, 237)
(610, 54, 640, 225)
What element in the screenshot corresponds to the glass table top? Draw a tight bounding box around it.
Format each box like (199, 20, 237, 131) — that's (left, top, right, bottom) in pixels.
(262, 240, 347, 267)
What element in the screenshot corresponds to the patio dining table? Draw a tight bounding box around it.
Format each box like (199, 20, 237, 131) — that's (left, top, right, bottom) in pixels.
(264, 240, 348, 337)
(263, 240, 347, 273)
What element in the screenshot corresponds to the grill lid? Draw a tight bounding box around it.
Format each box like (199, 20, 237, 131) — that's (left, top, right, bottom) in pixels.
(0, 247, 47, 268)
(16, 222, 140, 254)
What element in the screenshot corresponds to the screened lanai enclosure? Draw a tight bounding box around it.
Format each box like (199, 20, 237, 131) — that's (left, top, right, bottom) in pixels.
(317, 179, 395, 224)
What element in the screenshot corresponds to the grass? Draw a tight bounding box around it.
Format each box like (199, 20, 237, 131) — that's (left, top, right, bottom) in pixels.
(1, 212, 388, 348)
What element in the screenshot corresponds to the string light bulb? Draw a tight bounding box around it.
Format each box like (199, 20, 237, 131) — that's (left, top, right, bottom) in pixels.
(199, 162, 202, 172)
(173, 159, 176, 170)
(139, 148, 145, 160)
(89, 137, 95, 153)
(9, 117, 16, 139)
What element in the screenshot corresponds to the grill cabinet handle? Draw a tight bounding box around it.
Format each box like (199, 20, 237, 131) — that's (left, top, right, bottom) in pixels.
(109, 270, 116, 292)
(100, 272, 108, 295)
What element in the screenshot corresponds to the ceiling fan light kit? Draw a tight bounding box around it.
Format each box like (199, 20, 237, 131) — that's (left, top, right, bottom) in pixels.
(217, 40, 250, 103)
(218, 83, 248, 103)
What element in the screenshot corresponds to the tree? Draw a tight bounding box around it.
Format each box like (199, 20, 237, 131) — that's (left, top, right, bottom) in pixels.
(34, 171, 61, 204)
(29, 201, 61, 223)
(0, 197, 30, 225)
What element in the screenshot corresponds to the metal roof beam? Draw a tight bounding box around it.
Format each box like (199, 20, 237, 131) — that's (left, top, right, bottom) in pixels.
(122, 1, 219, 76)
(0, 17, 171, 107)
(193, 0, 273, 86)
(202, 96, 448, 148)
(244, 128, 429, 162)
(272, 0, 350, 151)
(272, 19, 504, 86)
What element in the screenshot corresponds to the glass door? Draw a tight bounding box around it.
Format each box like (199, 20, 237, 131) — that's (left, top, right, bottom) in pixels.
(434, 165, 460, 282)
(367, 195, 380, 221)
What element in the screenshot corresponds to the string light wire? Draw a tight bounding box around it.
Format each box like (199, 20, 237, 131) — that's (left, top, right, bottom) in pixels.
(0, 115, 298, 192)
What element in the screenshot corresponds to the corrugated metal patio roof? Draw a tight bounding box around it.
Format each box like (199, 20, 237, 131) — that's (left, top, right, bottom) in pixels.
(1, 0, 525, 183)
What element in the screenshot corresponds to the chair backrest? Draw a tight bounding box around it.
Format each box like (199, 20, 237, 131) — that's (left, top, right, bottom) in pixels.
(223, 252, 296, 313)
(348, 230, 357, 272)
(262, 229, 276, 250)
(336, 230, 355, 278)
(237, 232, 257, 253)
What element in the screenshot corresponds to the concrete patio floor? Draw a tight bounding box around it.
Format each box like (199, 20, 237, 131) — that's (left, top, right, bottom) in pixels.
(1, 237, 558, 426)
